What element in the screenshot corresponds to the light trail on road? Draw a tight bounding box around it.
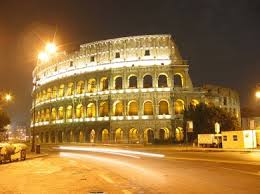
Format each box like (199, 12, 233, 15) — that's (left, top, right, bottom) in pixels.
(57, 146, 165, 158)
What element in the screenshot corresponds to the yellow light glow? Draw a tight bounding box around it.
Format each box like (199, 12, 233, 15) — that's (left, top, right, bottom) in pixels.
(256, 91, 260, 99)
(38, 52, 49, 62)
(4, 94, 12, 102)
(45, 42, 57, 54)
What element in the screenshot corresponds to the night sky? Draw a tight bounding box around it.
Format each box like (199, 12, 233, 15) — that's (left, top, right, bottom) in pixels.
(0, 0, 260, 127)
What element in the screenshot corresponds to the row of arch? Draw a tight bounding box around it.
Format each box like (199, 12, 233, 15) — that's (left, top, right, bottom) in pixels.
(34, 99, 199, 122)
(36, 73, 184, 103)
(38, 127, 177, 144)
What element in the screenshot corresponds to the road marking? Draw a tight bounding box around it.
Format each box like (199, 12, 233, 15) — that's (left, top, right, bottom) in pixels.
(122, 189, 132, 194)
(99, 174, 114, 183)
(221, 167, 260, 177)
(166, 156, 260, 166)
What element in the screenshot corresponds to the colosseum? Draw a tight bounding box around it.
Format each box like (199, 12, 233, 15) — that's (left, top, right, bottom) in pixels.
(31, 34, 241, 144)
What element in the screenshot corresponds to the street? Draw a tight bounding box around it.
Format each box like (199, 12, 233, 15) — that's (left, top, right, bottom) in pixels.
(0, 146, 260, 194)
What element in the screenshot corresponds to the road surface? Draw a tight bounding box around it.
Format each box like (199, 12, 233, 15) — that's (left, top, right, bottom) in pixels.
(0, 145, 259, 194)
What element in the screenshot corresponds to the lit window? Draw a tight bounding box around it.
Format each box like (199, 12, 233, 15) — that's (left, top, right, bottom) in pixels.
(233, 135, 238, 141)
(144, 50, 150, 56)
(115, 52, 120, 58)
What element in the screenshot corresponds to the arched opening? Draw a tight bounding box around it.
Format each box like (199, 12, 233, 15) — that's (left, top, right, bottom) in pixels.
(191, 99, 199, 107)
(74, 130, 80, 142)
(88, 79, 96, 93)
(101, 129, 109, 143)
(79, 131, 84, 143)
(50, 131, 55, 143)
(129, 76, 137, 88)
(57, 131, 63, 143)
(144, 128, 154, 143)
(158, 74, 168, 88)
(41, 110, 45, 122)
(51, 108, 57, 121)
(129, 128, 139, 143)
(87, 103, 96, 117)
(42, 90, 46, 101)
(64, 130, 71, 142)
(143, 75, 153, 88)
(47, 88, 52, 100)
(159, 100, 169, 115)
(174, 99, 184, 114)
(113, 101, 123, 116)
(115, 128, 124, 143)
(128, 101, 138, 115)
(66, 106, 72, 119)
(174, 74, 183, 87)
(52, 87, 57, 99)
(58, 107, 64, 120)
(100, 77, 109, 91)
(175, 127, 184, 142)
(99, 101, 109, 117)
(115, 77, 123, 89)
(159, 128, 170, 140)
(67, 83, 74, 96)
(76, 104, 84, 118)
(45, 109, 50, 121)
(59, 84, 65, 97)
(90, 129, 95, 143)
(143, 101, 153, 115)
(76, 81, 85, 94)
(45, 132, 49, 143)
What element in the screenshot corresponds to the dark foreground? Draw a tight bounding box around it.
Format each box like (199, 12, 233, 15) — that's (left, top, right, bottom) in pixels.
(0, 145, 260, 194)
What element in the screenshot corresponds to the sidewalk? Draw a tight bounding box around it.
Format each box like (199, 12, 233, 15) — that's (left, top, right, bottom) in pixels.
(26, 152, 48, 160)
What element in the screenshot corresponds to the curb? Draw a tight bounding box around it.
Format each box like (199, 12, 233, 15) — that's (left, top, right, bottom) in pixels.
(26, 153, 49, 160)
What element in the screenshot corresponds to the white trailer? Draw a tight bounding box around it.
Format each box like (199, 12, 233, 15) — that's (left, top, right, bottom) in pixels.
(222, 130, 257, 149)
(198, 134, 222, 148)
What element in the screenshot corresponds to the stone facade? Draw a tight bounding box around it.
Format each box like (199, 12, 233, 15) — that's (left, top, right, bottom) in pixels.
(31, 34, 241, 144)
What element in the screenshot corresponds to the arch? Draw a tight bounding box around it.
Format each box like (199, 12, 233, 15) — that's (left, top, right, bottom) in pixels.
(143, 74, 153, 88)
(143, 101, 153, 115)
(76, 81, 85, 94)
(52, 86, 57, 99)
(58, 84, 65, 97)
(191, 99, 199, 107)
(79, 130, 84, 143)
(128, 100, 138, 115)
(128, 75, 137, 88)
(58, 107, 64, 120)
(100, 77, 109, 91)
(45, 132, 49, 143)
(66, 105, 72, 119)
(51, 108, 57, 121)
(42, 90, 46, 101)
(45, 109, 50, 121)
(158, 74, 168, 88)
(115, 128, 124, 143)
(174, 73, 183, 87)
(113, 101, 124, 116)
(36, 111, 40, 122)
(57, 131, 63, 143)
(74, 130, 80, 142)
(129, 128, 139, 143)
(115, 76, 123, 89)
(159, 128, 170, 140)
(159, 100, 169, 115)
(144, 128, 154, 143)
(76, 104, 84, 118)
(101, 129, 109, 143)
(88, 78, 96, 92)
(50, 131, 55, 143)
(66, 82, 74, 96)
(174, 99, 184, 114)
(90, 129, 95, 143)
(99, 101, 109, 117)
(41, 110, 45, 122)
(86, 103, 96, 117)
(175, 127, 184, 142)
(47, 88, 52, 100)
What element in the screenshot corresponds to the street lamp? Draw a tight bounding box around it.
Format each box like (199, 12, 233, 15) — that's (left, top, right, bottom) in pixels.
(45, 42, 57, 54)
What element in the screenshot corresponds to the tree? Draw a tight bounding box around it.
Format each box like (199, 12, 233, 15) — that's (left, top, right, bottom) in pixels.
(183, 103, 240, 141)
(0, 110, 10, 131)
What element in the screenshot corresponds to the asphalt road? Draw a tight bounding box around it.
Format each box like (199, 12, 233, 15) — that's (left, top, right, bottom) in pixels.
(0, 146, 260, 194)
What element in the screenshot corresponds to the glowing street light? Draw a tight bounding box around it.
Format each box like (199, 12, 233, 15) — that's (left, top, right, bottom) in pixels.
(45, 42, 57, 54)
(256, 91, 260, 99)
(4, 94, 12, 102)
(38, 51, 49, 62)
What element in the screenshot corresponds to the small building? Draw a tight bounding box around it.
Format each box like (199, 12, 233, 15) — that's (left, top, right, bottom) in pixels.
(222, 130, 257, 149)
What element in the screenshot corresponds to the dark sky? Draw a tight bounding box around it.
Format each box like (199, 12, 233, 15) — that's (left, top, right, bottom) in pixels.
(0, 0, 260, 127)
